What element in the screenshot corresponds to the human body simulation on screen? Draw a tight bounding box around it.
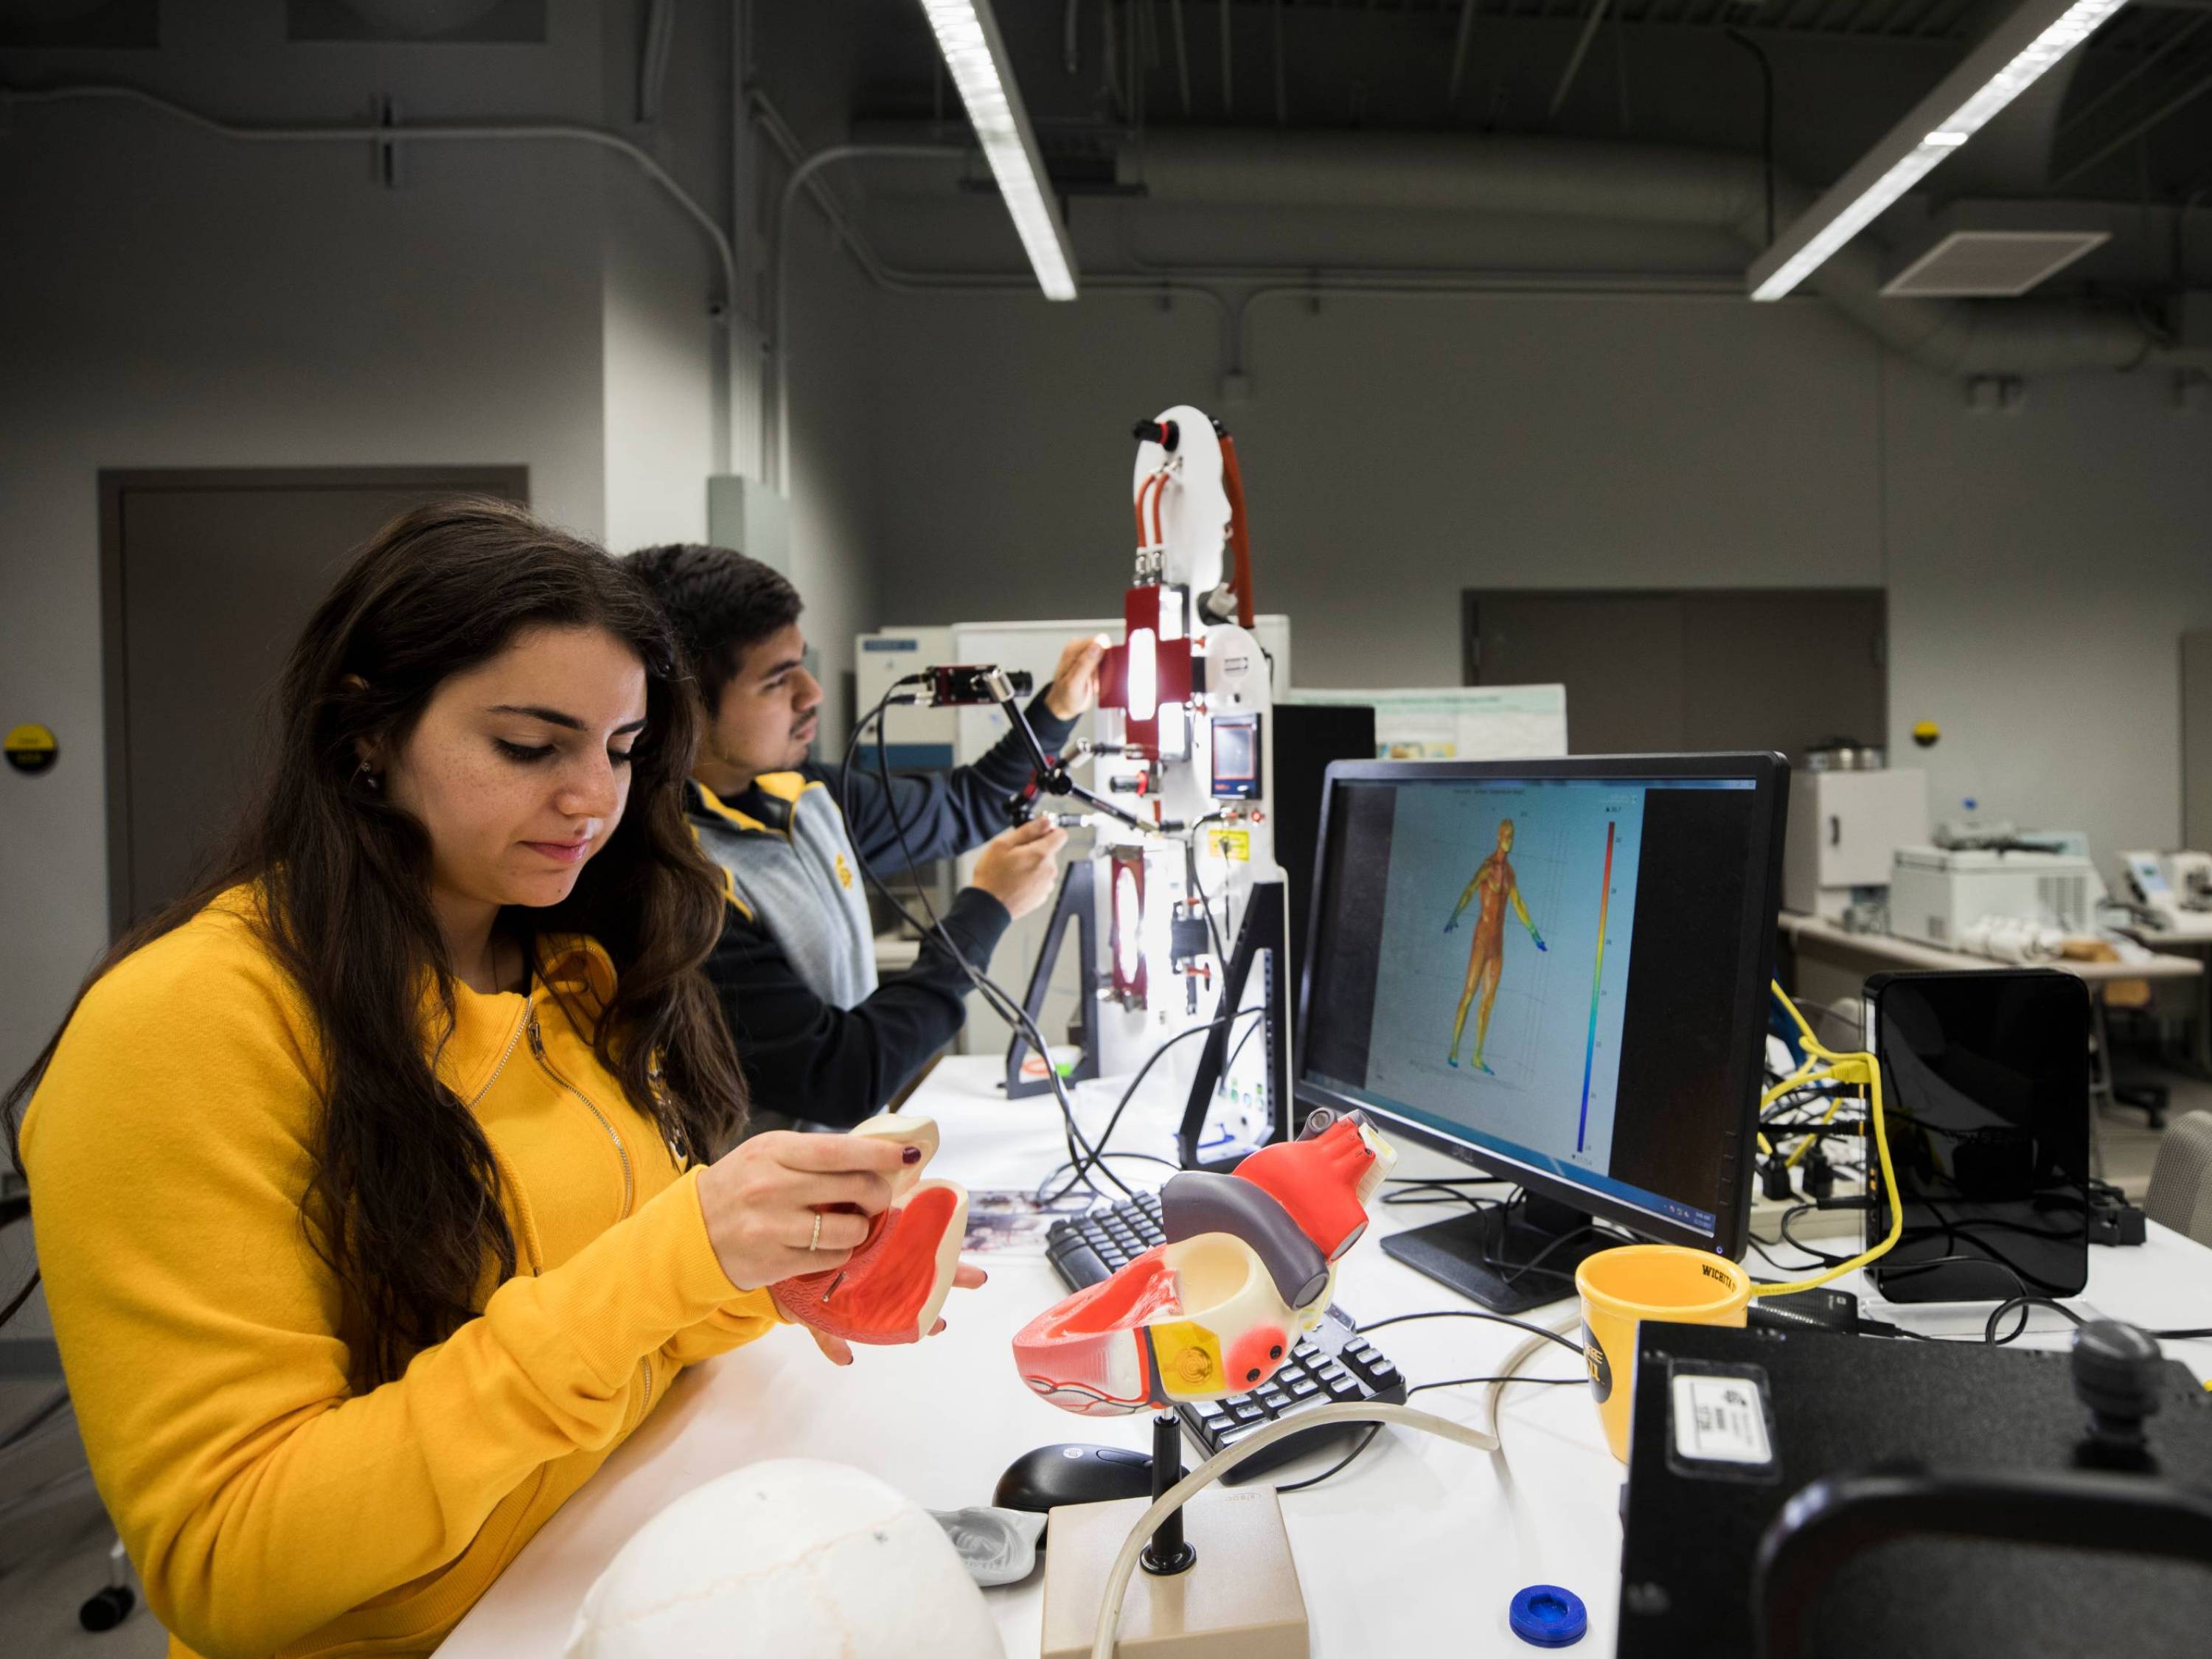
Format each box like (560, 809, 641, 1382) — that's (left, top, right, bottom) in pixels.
(1303, 774, 1763, 1239)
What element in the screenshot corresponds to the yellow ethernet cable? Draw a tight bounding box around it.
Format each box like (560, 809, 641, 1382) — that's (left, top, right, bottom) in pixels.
(1751, 982, 1903, 1298)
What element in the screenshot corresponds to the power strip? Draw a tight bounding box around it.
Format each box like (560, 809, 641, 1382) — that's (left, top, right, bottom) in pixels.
(1747, 1163, 1868, 1245)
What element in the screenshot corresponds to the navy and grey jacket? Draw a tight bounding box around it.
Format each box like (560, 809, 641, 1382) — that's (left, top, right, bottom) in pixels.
(686, 692, 1078, 1129)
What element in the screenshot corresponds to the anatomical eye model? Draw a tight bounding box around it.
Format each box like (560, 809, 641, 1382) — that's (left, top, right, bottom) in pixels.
(1012, 1114, 1396, 1415)
(771, 1116, 968, 1345)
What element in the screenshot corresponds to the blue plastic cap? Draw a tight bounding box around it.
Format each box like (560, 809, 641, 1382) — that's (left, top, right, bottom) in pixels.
(1509, 1584, 1587, 1647)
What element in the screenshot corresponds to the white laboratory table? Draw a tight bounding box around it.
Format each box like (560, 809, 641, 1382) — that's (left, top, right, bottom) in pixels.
(1777, 911, 2210, 1124)
(1777, 911, 2205, 988)
(441, 1056, 2212, 1659)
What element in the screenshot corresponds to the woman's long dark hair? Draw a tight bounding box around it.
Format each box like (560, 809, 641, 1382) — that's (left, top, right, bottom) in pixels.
(6, 498, 747, 1386)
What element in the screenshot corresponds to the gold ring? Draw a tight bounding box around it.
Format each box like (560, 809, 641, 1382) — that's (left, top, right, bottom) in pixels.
(807, 1212, 823, 1252)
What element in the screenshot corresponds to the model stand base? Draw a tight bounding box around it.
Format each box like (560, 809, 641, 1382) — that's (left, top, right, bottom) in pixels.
(1040, 1487, 1309, 1659)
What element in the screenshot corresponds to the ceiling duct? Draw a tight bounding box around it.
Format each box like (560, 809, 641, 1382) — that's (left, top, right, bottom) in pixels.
(1119, 128, 2196, 375)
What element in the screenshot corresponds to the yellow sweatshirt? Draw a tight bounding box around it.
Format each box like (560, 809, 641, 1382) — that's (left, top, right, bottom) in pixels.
(19, 891, 782, 1659)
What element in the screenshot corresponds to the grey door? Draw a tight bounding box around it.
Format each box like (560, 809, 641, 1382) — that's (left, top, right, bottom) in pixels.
(1463, 589, 1886, 760)
(101, 468, 528, 933)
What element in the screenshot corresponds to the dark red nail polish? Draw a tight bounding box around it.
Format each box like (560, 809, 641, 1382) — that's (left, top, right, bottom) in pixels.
(902, 1145, 922, 1164)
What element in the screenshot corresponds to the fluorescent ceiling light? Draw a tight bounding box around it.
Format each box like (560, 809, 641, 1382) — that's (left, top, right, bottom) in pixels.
(1747, 0, 2130, 302)
(916, 0, 1079, 300)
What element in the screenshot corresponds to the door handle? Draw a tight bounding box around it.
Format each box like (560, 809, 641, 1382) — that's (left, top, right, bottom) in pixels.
(1829, 815, 1841, 848)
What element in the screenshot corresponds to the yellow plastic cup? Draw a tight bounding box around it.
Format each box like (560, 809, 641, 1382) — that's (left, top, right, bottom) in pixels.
(1574, 1245, 1752, 1463)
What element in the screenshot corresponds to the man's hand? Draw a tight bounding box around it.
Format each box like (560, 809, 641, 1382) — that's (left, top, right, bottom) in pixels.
(1531, 929, 1548, 952)
(1044, 633, 1110, 721)
(971, 818, 1068, 920)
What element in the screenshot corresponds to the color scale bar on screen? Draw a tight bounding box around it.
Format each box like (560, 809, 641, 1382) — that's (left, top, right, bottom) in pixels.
(1575, 820, 1617, 1154)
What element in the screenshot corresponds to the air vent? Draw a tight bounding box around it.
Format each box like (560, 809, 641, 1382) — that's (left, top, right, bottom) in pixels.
(1881, 230, 2110, 299)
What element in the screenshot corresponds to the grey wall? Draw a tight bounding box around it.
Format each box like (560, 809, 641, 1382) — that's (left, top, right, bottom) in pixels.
(0, 2, 877, 1084)
(781, 215, 882, 734)
(1886, 366, 2212, 866)
(7, 1, 2212, 1102)
(866, 282, 2212, 877)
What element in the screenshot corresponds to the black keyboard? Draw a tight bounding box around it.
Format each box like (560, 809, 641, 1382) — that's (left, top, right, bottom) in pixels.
(1044, 1189, 1408, 1484)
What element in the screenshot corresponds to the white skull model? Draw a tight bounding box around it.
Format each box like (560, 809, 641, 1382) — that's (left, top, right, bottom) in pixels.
(564, 1458, 1004, 1658)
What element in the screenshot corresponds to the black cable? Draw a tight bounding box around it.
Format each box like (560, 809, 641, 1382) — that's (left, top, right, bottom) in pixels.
(1273, 1371, 1585, 1494)
(1496, 1222, 1607, 1290)
(1382, 1177, 1510, 1207)
(841, 686, 1270, 1206)
(1746, 1231, 1825, 1276)
(854, 689, 1265, 1204)
(1030, 1150, 1183, 1199)
(1358, 1307, 1587, 1358)
(1222, 995, 1265, 1073)
(1725, 26, 1775, 246)
(1035, 1005, 1263, 1204)
(841, 689, 1130, 1200)
(1778, 1203, 1855, 1267)
(0, 1265, 38, 1330)
(1274, 1424, 1380, 1493)
(1182, 814, 1230, 969)
(0, 1192, 36, 1335)
(1983, 1294, 2212, 1349)
(1382, 1185, 1506, 1211)
(1758, 1116, 1863, 1139)
(0, 1384, 70, 1453)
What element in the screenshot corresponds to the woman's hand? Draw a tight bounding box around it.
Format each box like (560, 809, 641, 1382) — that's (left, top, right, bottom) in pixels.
(804, 1262, 990, 1367)
(697, 1130, 913, 1292)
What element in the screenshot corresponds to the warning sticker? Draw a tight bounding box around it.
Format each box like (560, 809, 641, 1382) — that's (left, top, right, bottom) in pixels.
(1208, 828, 1251, 862)
(1670, 1373, 1773, 1467)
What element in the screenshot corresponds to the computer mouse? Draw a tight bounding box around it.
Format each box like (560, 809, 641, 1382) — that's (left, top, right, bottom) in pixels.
(992, 1443, 1155, 1516)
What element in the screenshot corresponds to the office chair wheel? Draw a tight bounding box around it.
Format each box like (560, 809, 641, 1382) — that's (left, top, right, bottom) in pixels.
(79, 1585, 135, 1632)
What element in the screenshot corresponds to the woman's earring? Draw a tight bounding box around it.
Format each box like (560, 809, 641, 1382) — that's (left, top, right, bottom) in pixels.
(355, 758, 382, 794)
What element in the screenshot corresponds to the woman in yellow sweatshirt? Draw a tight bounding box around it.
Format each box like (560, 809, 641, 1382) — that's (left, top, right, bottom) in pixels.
(7, 499, 973, 1658)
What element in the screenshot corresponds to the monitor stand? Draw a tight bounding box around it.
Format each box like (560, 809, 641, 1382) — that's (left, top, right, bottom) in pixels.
(1380, 1192, 1611, 1315)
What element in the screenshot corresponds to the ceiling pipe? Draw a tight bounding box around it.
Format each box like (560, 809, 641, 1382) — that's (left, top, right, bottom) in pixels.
(1119, 128, 2191, 373)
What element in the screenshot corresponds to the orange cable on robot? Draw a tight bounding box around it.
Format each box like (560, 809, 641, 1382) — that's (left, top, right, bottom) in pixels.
(1011, 1115, 1397, 1417)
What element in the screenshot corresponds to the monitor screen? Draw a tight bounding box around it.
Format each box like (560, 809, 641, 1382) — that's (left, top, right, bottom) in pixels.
(1865, 969, 2090, 1304)
(1297, 757, 1786, 1254)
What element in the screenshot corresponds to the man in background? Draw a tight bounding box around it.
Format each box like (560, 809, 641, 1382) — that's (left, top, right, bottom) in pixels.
(626, 543, 1105, 1130)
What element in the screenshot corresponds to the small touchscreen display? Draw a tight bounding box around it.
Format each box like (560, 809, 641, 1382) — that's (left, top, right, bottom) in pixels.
(1211, 715, 1260, 798)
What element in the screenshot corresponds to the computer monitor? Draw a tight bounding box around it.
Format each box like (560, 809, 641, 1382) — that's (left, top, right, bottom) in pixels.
(1295, 754, 1789, 1312)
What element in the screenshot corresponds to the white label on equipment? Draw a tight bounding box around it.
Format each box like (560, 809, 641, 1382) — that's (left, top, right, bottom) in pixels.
(1671, 1374, 1772, 1466)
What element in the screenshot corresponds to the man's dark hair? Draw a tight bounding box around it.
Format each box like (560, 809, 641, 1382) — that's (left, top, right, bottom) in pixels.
(625, 543, 804, 714)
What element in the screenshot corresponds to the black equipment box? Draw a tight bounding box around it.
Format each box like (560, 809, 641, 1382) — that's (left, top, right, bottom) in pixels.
(1617, 1323, 2212, 1658)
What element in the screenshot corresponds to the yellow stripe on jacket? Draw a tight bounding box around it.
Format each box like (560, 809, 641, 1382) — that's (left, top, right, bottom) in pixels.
(18, 891, 780, 1659)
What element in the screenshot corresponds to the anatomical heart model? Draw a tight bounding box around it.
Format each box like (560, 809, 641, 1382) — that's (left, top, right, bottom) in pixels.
(771, 1115, 969, 1344)
(1013, 1113, 1396, 1416)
